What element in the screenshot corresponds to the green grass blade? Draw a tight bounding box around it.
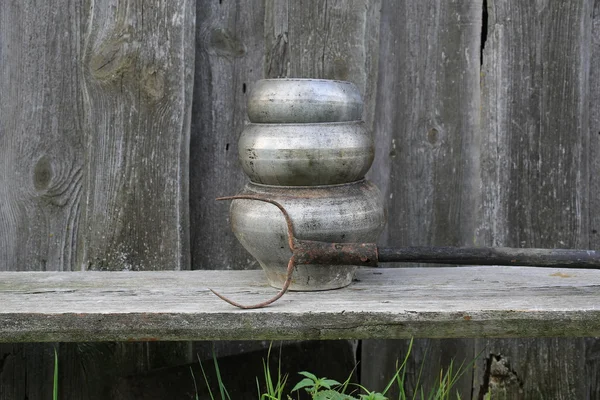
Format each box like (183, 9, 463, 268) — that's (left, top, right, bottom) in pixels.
(53, 347, 58, 400)
(198, 355, 216, 400)
(264, 358, 274, 394)
(410, 345, 428, 400)
(190, 366, 200, 400)
(381, 337, 413, 396)
(265, 344, 275, 395)
(277, 343, 285, 397)
(256, 376, 262, 399)
(259, 342, 288, 399)
(395, 358, 406, 400)
(212, 349, 231, 400)
(340, 363, 359, 394)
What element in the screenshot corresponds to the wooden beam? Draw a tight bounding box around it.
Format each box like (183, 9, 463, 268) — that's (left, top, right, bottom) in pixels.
(1, 267, 599, 342)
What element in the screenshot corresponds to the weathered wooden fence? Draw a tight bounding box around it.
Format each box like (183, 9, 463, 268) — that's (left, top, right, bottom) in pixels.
(1, 0, 194, 398)
(1, 0, 599, 398)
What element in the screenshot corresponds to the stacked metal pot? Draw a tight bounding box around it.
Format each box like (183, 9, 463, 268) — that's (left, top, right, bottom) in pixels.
(231, 79, 386, 291)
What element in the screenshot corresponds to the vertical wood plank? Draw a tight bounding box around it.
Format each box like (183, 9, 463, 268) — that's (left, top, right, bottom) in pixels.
(80, 0, 193, 271)
(74, 0, 195, 396)
(188, 0, 274, 380)
(190, 0, 265, 271)
(0, 0, 82, 397)
(362, 0, 482, 397)
(472, 339, 586, 400)
(0, 344, 56, 400)
(478, 0, 594, 398)
(586, 0, 600, 398)
(589, 0, 600, 257)
(589, 0, 600, 253)
(585, 337, 600, 399)
(0, 0, 194, 397)
(368, 0, 483, 248)
(480, 1, 591, 250)
(0, 0, 84, 272)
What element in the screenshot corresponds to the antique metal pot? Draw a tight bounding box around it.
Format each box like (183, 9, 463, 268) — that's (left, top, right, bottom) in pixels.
(230, 180, 385, 291)
(247, 79, 363, 123)
(225, 78, 385, 292)
(238, 121, 374, 186)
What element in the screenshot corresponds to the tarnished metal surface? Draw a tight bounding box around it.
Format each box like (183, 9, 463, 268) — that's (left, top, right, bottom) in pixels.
(214, 195, 379, 308)
(220, 77, 385, 298)
(229, 180, 386, 291)
(247, 79, 363, 123)
(238, 121, 374, 185)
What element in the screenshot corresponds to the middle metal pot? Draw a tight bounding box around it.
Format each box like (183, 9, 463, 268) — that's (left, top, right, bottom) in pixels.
(238, 121, 374, 186)
(230, 180, 386, 291)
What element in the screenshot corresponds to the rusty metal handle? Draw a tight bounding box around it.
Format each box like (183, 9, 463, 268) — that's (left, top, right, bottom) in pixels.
(377, 246, 600, 268)
(212, 195, 600, 309)
(209, 195, 297, 310)
(292, 241, 600, 268)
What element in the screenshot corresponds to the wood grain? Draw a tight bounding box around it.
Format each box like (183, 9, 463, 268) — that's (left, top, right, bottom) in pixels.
(0, 0, 194, 398)
(0, 1, 84, 397)
(190, 0, 281, 365)
(190, 0, 265, 271)
(480, 1, 591, 250)
(362, 0, 483, 397)
(479, 1, 595, 398)
(1, 267, 599, 342)
(368, 0, 483, 249)
(472, 338, 587, 400)
(591, 0, 600, 256)
(589, 1, 600, 396)
(80, 0, 193, 271)
(78, 0, 195, 396)
(0, 0, 83, 273)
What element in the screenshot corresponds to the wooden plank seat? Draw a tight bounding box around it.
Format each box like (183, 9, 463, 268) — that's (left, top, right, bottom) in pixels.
(2, 266, 599, 342)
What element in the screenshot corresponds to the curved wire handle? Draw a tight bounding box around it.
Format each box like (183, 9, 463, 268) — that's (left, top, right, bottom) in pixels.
(212, 195, 298, 309)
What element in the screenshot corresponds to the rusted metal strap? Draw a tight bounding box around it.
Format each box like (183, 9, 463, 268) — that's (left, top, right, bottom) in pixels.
(293, 239, 378, 267)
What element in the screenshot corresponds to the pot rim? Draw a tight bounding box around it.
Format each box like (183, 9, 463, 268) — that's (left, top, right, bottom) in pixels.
(255, 78, 357, 85)
(245, 179, 368, 190)
(244, 120, 365, 127)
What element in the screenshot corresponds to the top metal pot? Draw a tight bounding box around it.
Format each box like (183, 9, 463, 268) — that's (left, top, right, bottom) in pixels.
(247, 79, 363, 123)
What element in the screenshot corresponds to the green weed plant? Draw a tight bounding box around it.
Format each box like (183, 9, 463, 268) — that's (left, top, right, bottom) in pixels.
(52, 339, 475, 400)
(192, 338, 477, 400)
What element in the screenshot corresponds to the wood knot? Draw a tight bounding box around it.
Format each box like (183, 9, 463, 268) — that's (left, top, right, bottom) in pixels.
(427, 128, 440, 145)
(33, 156, 53, 191)
(142, 66, 165, 100)
(31, 151, 81, 205)
(480, 354, 523, 397)
(332, 57, 349, 81)
(89, 38, 135, 82)
(209, 28, 246, 58)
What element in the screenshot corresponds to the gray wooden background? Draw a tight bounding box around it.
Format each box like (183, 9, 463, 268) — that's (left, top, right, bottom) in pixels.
(1, 0, 599, 398)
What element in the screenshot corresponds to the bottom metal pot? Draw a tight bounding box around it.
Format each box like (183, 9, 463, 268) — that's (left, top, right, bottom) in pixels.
(230, 180, 386, 291)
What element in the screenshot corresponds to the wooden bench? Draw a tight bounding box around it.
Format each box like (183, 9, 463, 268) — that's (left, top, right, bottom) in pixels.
(2, 266, 599, 342)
